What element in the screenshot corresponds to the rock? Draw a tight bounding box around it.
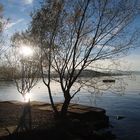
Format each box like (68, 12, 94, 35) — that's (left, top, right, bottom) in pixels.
(116, 115, 125, 120)
(67, 104, 109, 129)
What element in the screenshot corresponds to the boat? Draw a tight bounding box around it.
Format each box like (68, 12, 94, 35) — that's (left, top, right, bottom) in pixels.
(103, 79, 115, 83)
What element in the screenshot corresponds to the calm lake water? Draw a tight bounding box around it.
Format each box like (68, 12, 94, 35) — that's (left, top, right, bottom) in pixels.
(0, 75, 140, 140)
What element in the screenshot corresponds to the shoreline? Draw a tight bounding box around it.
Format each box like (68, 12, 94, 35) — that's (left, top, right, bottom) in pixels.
(0, 101, 111, 138)
(0, 101, 54, 136)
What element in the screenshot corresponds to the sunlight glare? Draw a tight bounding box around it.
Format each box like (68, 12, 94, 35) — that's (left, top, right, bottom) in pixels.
(20, 45, 33, 57)
(24, 92, 31, 102)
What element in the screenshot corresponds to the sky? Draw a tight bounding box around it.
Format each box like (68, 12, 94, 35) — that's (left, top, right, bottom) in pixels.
(0, 0, 140, 71)
(1, 0, 42, 35)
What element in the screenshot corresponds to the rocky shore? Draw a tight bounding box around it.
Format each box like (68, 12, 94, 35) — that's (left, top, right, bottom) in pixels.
(0, 101, 115, 140)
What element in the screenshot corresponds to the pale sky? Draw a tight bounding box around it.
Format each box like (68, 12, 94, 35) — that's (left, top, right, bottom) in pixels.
(1, 0, 140, 71)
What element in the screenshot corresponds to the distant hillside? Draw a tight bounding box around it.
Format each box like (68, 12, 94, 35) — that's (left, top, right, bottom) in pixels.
(131, 71, 140, 75)
(106, 70, 140, 75)
(50, 69, 119, 78)
(78, 69, 112, 77)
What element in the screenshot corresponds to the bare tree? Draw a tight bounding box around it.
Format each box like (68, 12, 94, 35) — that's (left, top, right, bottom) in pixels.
(29, 0, 140, 117)
(0, 63, 15, 80)
(0, 4, 6, 57)
(6, 32, 40, 131)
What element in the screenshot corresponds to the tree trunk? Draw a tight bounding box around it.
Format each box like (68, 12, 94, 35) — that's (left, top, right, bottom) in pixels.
(61, 97, 71, 118)
(47, 86, 59, 117)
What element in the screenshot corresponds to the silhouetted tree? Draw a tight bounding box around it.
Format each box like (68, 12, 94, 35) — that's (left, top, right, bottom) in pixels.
(7, 32, 40, 132)
(29, 0, 140, 117)
(0, 4, 6, 57)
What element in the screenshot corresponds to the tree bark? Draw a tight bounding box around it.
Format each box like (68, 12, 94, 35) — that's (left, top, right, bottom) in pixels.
(47, 86, 59, 117)
(61, 96, 71, 118)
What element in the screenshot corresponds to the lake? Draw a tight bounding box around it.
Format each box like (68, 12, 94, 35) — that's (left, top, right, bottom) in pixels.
(0, 75, 140, 140)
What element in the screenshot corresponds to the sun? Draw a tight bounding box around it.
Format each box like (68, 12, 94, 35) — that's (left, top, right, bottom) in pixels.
(24, 92, 31, 102)
(20, 45, 33, 57)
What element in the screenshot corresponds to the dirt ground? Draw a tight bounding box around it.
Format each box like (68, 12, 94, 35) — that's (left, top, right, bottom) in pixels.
(0, 101, 115, 140)
(0, 101, 54, 136)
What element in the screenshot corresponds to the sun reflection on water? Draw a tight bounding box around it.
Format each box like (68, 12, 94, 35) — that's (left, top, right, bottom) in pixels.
(24, 92, 31, 102)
